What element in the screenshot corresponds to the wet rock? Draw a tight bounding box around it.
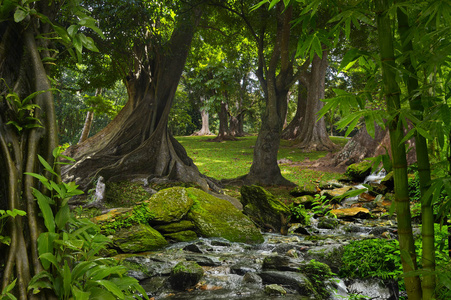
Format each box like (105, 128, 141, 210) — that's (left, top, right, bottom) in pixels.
(305, 244, 345, 274)
(210, 240, 232, 247)
(185, 254, 222, 266)
(322, 186, 352, 201)
(168, 261, 204, 290)
(186, 188, 264, 244)
(124, 255, 175, 277)
(265, 284, 287, 296)
(380, 171, 394, 189)
(112, 223, 168, 253)
(93, 207, 133, 224)
(231, 259, 260, 275)
(242, 272, 262, 284)
(330, 207, 371, 219)
(293, 226, 311, 235)
(240, 185, 291, 234)
(183, 243, 203, 253)
(262, 255, 303, 272)
(146, 187, 193, 224)
(319, 180, 344, 190)
(317, 217, 340, 230)
(345, 161, 372, 181)
(289, 182, 319, 196)
(139, 276, 167, 295)
(153, 220, 196, 233)
(345, 278, 397, 300)
(164, 230, 197, 242)
(259, 271, 317, 296)
(293, 195, 315, 209)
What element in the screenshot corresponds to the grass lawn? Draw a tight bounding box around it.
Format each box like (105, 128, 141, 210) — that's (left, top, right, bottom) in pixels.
(176, 135, 348, 188)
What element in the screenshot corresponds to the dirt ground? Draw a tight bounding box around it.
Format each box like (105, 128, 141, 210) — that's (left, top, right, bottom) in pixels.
(288, 154, 347, 174)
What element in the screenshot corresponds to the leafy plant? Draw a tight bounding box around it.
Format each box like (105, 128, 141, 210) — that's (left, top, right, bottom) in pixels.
(0, 209, 26, 246)
(1, 279, 17, 300)
(311, 194, 335, 217)
(289, 203, 310, 225)
(26, 147, 148, 300)
(339, 238, 402, 280)
(100, 202, 155, 235)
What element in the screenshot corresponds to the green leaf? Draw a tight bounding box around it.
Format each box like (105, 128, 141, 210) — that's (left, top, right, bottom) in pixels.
(38, 155, 58, 177)
(33, 188, 55, 233)
(5, 279, 17, 293)
(24, 172, 51, 190)
(73, 34, 83, 55)
(269, 0, 279, 10)
(55, 204, 70, 230)
(72, 286, 90, 300)
(67, 24, 79, 38)
(39, 253, 59, 269)
(364, 113, 375, 139)
(37, 232, 58, 270)
(72, 261, 97, 281)
(94, 280, 125, 299)
(14, 8, 27, 23)
(63, 261, 72, 297)
(87, 287, 116, 300)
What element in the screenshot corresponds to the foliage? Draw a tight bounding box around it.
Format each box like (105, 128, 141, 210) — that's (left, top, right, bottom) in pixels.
(25, 148, 148, 300)
(311, 194, 334, 217)
(0, 209, 26, 246)
(0, 279, 17, 300)
(290, 204, 310, 225)
(301, 259, 335, 298)
(339, 238, 402, 280)
(100, 203, 155, 235)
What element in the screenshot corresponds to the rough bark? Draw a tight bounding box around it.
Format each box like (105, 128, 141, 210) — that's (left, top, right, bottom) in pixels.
(1, 6, 58, 297)
(282, 81, 307, 139)
(210, 100, 237, 142)
(78, 88, 101, 144)
(62, 6, 219, 192)
(292, 51, 337, 151)
(241, 3, 298, 186)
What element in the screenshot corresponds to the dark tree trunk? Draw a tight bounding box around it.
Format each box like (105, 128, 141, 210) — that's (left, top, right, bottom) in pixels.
(242, 3, 297, 186)
(1, 5, 59, 296)
(282, 81, 307, 139)
(229, 112, 244, 137)
(62, 6, 218, 192)
(293, 51, 337, 151)
(211, 99, 237, 142)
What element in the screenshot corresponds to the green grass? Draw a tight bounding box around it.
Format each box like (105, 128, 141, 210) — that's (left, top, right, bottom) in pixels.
(176, 135, 347, 187)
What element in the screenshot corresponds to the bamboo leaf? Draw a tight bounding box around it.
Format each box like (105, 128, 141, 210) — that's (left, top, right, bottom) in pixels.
(63, 261, 72, 297)
(72, 286, 90, 300)
(24, 172, 51, 189)
(94, 280, 125, 299)
(38, 155, 58, 177)
(37, 232, 58, 270)
(55, 204, 70, 230)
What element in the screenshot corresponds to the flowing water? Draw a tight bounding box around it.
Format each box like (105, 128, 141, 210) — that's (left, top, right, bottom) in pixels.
(128, 172, 399, 299)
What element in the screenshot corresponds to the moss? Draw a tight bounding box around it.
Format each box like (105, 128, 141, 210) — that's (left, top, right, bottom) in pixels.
(186, 188, 264, 244)
(163, 230, 197, 242)
(105, 181, 152, 207)
(344, 161, 372, 181)
(100, 202, 155, 235)
(146, 187, 193, 224)
(299, 260, 334, 299)
(112, 223, 168, 253)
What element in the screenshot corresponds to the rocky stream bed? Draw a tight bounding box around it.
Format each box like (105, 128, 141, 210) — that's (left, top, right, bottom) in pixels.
(90, 162, 406, 300)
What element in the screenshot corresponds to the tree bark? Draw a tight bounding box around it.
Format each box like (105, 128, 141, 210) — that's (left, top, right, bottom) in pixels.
(241, 3, 297, 186)
(282, 80, 307, 139)
(62, 6, 219, 192)
(211, 99, 237, 141)
(193, 109, 213, 136)
(78, 88, 101, 144)
(292, 51, 337, 151)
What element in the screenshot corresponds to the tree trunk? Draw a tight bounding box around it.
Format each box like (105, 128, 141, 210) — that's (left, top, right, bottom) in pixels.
(1, 10, 58, 298)
(193, 109, 212, 136)
(78, 110, 94, 144)
(282, 80, 307, 139)
(376, 1, 422, 298)
(293, 51, 337, 151)
(62, 6, 218, 192)
(241, 3, 297, 186)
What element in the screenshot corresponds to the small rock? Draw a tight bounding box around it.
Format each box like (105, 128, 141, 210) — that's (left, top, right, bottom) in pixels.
(183, 243, 203, 253)
(185, 254, 222, 267)
(243, 272, 263, 284)
(330, 207, 371, 219)
(265, 284, 287, 295)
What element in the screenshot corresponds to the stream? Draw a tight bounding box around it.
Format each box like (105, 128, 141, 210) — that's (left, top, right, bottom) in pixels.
(123, 172, 402, 299)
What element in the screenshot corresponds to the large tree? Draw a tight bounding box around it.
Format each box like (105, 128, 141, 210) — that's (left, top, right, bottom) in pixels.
(62, 1, 218, 191)
(0, 0, 104, 296)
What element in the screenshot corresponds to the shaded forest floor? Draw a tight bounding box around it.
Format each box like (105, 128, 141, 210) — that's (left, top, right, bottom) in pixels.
(176, 135, 349, 203)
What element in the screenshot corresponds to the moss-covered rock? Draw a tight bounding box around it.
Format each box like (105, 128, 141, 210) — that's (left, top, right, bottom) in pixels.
(168, 261, 204, 290)
(240, 185, 291, 234)
(289, 182, 319, 197)
(344, 161, 372, 181)
(186, 188, 264, 244)
(293, 195, 315, 209)
(164, 230, 198, 242)
(146, 187, 193, 224)
(153, 220, 196, 233)
(299, 260, 334, 299)
(105, 181, 154, 207)
(380, 171, 394, 189)
(317, 217, 340, 230)
(112, 223, 168, 253)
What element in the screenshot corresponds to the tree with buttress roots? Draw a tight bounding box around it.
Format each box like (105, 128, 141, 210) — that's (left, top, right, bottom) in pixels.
(62, 1, 220, 192)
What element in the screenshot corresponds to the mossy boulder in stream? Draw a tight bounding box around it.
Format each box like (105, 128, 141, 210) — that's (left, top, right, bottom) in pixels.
(146, 187, 193, 224)
(112, 223, 168, 253)
(344, 161, 372, 181)
(240, 185, 291, 234)
(186, 188, 264, 244)
(168, 261, 204, 290)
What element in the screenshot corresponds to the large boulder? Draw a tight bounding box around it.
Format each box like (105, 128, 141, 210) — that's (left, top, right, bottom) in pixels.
(186, 188, 264, 244)
(240, 185, 291, 234)
(146, 187, 193, 224)
(112, 223, 168, 253)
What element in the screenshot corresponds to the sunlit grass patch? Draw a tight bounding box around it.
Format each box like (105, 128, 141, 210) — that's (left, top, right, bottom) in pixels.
(176, 135, 344, 187)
